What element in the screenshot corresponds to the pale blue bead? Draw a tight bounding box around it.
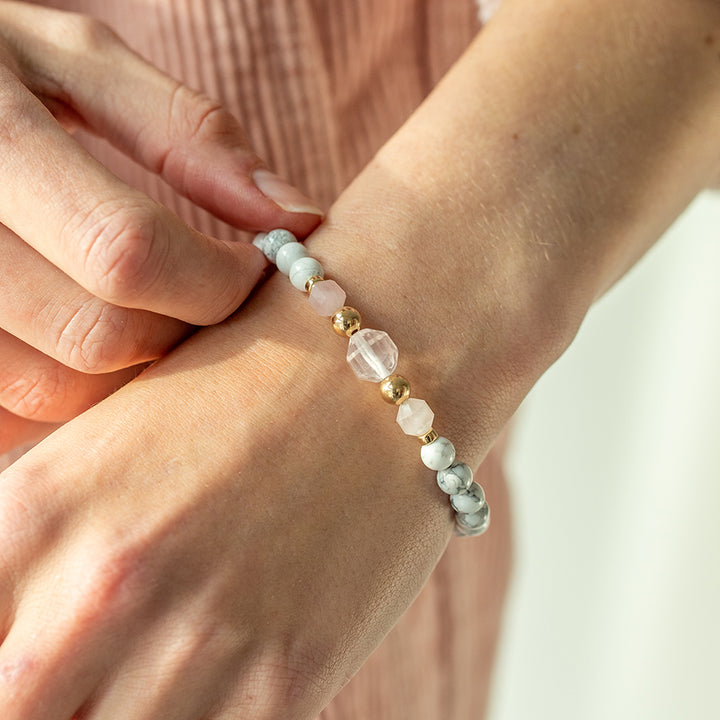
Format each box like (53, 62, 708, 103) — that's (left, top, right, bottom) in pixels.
(276, 241, 309, 273)
(263, 228, 296, 262)
(289, 256, 324, 291)
(437, 462, 473, 495)
(420, 436, 455, 471)
(450, 481, 485, 514)
(454, 503, 490, 537)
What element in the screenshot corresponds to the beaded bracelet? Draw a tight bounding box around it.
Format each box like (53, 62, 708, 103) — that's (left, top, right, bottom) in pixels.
(253, 229, 490, 537)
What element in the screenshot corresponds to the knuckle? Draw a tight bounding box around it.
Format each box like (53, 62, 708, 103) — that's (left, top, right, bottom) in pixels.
(170, 85, 238, 146)
(77, 544, 150, 621)
(52, 300, 136, 373)
(156, 84, 246, 187)
(69, 201, 168, 305)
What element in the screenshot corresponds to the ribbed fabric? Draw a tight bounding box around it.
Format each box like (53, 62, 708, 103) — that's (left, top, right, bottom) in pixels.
(13, 2, 511, 717)
(37, 0, 484, 233)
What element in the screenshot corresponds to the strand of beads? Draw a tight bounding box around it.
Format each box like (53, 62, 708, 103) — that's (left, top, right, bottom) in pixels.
(253, 229, 490, 537)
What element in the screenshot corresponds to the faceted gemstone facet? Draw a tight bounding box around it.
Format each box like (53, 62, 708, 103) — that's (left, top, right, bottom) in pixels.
(346, 328, 398, 382)
(309, 280, 347, 316)
(396, 398, 434, 436)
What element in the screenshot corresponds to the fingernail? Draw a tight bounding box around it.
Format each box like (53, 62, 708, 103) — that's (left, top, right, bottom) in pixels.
(253, 169, 324, 217)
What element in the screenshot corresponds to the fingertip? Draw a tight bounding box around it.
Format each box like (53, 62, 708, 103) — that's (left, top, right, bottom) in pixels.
(252, 169, 325, 219)
(274, 208, 324, 239)
(251, 169, 324, 238)
(182, 162, 324, 239)
(177, 148, 324, 238)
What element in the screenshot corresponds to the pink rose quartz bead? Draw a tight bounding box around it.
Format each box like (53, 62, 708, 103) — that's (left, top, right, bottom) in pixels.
(308, 280, 347, 316)
(396, 398, 434, 436)
(346, 328, 398, 382)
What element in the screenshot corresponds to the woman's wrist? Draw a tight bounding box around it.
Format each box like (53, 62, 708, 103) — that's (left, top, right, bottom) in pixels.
(298, 0, 720, 474)
(292, 180, 547, 480)
(185, 0, 720, 527)
(329, 0, 720, 380)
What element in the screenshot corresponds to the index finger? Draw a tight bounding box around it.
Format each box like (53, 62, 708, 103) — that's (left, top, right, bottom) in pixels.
(0, 66, 267, 325)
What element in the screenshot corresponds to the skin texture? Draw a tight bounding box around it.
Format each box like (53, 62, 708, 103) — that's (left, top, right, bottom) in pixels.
(0, 0, 322, 446)
(1, 0, 720, 718)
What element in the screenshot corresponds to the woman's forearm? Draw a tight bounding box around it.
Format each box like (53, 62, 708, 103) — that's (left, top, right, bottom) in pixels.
(392, 0, 720, 298)
(306, 0, 720, 451)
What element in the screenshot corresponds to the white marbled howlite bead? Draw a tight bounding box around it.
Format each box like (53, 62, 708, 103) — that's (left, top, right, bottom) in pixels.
(450, 481, 485, 514)
(455, 503, 490, 537)
(289, 257, 324, 290)
(437, 462, 473, 495)
(261, 228, 297, 262)
(420, 436, 455, 471)
(276, 241, 308, 273)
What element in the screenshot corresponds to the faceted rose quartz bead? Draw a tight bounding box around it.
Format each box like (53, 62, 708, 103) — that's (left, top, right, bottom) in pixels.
(396, 398, 434, 436)
(308, 280, 346, 316)
(346, 328, 398, 382)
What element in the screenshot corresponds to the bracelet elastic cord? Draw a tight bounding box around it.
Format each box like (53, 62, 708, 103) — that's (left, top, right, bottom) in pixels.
(253, 229, 490, 538)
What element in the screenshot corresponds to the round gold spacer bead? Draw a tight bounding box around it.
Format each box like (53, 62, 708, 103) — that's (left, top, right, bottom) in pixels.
(305, 275, 324, 293)
(379, 374, 411, 405)
(331, 306, 361, 337)
(418, 428, 439, 445)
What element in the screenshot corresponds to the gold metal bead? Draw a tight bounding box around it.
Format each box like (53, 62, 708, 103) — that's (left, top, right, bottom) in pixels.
(331, 306, 361, 337)
(379, 375, 411, 405)
(305, 275, 324, 293)
(418, 428, 439, 445)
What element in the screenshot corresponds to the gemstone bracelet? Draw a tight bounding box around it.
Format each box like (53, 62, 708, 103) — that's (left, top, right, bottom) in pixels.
(253, 229, 490, 537)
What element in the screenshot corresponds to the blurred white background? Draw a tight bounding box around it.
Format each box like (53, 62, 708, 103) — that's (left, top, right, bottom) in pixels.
(488, 191, 720, 720)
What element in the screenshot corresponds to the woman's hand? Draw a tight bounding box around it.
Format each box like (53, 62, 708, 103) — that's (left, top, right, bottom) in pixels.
(0, 129, 548, 716)
(0, 266, 520, 720)
(0, 282, 503, 720)
(0, 1, 322, 451)
(1, 0, 719, 716)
